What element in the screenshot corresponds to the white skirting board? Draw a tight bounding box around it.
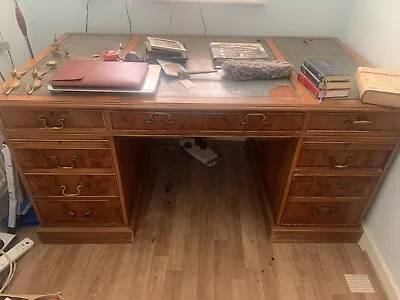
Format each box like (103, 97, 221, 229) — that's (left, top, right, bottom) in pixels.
(359, 228, 400, 300)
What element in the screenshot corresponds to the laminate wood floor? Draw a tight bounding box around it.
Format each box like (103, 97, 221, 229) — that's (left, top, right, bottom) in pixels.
(5, 142, 387, 300)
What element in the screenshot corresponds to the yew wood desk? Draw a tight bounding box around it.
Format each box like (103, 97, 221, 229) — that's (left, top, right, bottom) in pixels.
(0, 34, 398, 243)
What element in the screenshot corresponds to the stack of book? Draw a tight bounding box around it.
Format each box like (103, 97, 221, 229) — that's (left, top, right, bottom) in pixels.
(298, 58, 350, 99)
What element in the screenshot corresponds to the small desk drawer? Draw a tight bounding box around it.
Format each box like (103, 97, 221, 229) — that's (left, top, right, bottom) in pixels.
(110, 111, 305, 132)
(282, 201, 366, 226)
(36, 200, 123, 225)
(15, 148, 113, 170)
(0, 110, 105, 131)
(26, 174, 118, 197)
(297, 141, 393, 171)
(308, 113, 400, 132)
(289, 175, 379, 197)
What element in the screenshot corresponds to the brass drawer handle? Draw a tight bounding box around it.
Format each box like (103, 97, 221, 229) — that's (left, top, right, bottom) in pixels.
(147, 112, 174, 124)
(51, 155, 77, 169)
(329, 156, 352, 169)
(61, 183, 84, 197)
(37, 115, 67, 129)
(241, 113, 268, 125)
(345, 117, 372, 125)
(68, 210, 92, 220)
(312, 207, 336, 217)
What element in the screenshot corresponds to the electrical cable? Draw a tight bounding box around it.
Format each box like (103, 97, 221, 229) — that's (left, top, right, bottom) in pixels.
(0, 248, 16, 294)
(85, 0, 90, 33)
(166, 0, 176, 35)
(197, 0, 207, 36)
(125, 0, 133, 34)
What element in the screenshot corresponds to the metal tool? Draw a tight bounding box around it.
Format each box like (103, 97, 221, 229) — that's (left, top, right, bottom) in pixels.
(26, 60, 57, 95)
(2, 68, 29, 95)
(52, 34, 62, 57)
(3, 79, 20, 95)
(13, 0, 34, 59)
(52, 34, 69, 58)
(11, 67, 29, 80)
(177, 70, 218, 78)
(210, 42, 270, 69)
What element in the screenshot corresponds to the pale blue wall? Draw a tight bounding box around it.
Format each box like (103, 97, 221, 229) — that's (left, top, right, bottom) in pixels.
(342, 0, 400, 289)
(0, 0, 353, 77)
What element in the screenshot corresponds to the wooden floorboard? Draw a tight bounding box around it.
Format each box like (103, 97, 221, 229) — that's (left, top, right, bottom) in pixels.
(4, 142, 387, 300)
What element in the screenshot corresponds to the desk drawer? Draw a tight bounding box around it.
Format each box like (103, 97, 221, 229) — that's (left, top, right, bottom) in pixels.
(15, 148, 113, 170)
(282, 201, 366, 226)
(308, 113, 400, 132)
(1, 110, 105, 131)
(36, 200, 123, 225)
(110, 111, 304, 132)
(26, 174, 118, 197)
(289, 175, 379, 197)
(297, 141, 393, 171)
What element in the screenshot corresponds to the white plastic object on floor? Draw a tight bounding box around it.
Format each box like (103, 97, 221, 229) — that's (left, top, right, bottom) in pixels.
(0, 233, 16, 250)
(1, 143, 24, 233)
(179, 138, 221, 167)
(0, 238, 34, 273)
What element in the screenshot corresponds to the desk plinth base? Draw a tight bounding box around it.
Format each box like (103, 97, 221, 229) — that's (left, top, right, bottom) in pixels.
(268, 222, 364, 243)
(37, 226, 134, 244)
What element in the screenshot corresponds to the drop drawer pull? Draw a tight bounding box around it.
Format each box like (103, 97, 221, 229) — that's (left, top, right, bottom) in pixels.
(312, 207, 336, 217)
(147, 112, 174, 124)
(68, 210, 92, 220)
(329, 156, 352, 169)
(345, 117, 372, 125)
(51, 155, 77, 169)
(61, 183, 84, 197)
(240, 113, 268, 125)
(37, 115, 67, 129)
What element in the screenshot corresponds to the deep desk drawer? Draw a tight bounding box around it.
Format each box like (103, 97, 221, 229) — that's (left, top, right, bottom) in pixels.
(15, 148, 113, 170)
(110, 111, 305, 132)
(297, 141, 393, 171)
(308, 113, 400, 132)
(289, 175, 379, 197)
(36, 200, 123, 225)
(282, 201, 366, 226)
(0, 110, 105, 131)
(26, 174, 118, 197)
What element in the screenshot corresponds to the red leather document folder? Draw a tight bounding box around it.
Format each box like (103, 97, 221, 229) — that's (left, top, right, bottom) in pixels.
(50, 60, 149, 89)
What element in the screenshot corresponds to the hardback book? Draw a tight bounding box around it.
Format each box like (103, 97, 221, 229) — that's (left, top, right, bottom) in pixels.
(356, 67, 400, 108)
(303, 58, 350, 82)
(301, 64, 351, 90)
(298, 72, 350, 99)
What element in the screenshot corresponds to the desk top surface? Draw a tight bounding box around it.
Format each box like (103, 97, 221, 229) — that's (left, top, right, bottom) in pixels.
(0, 33, 396, 112)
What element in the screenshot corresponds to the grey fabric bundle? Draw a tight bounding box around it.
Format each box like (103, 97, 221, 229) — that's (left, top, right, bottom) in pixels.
(222, 60, 294, 81)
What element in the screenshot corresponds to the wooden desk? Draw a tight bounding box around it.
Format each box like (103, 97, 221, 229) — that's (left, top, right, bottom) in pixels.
(0, 34, 398, 243)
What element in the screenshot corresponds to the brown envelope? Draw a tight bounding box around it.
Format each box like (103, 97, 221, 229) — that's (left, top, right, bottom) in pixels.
(50, 60, 149, 89)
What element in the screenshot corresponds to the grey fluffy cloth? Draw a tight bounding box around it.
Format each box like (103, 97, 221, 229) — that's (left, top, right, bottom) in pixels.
(222, 60, 294, 81)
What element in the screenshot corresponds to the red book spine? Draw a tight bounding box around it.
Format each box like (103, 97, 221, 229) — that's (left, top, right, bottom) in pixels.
(298, 72, 320, 98)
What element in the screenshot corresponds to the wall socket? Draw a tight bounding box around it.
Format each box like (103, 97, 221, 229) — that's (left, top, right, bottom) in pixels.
(0, 42, 10, 52)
